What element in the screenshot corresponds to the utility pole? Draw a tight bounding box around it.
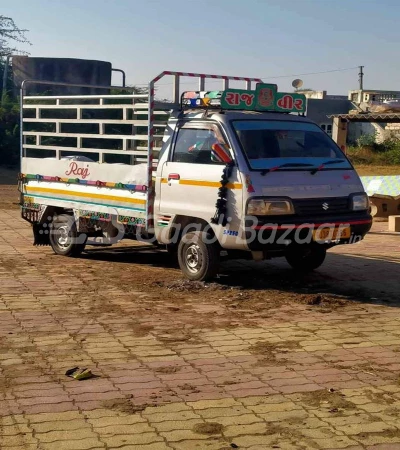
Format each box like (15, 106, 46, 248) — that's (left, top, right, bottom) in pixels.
(358, 65, 364, 91)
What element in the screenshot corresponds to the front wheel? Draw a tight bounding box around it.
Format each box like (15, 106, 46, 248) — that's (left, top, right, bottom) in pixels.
(178, 231, 220, 281)
(285, 245, 327, 272)
(49, 214, 87, 257)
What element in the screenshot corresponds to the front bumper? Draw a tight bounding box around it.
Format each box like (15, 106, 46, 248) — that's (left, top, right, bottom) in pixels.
(245, 212, 373, 251)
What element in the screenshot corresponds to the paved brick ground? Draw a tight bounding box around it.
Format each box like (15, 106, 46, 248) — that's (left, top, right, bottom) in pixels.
(1, 207, 400, 450)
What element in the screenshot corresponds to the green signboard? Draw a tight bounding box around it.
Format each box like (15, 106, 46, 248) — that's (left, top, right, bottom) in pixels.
(274, 92, 306, 113)
(220, 84, 279, 111)
(220, 86, 306, 114)
(220, 88, 257, 110)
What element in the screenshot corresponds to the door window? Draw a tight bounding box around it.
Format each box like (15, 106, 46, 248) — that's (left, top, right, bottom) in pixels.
(172, 127, 227, 164)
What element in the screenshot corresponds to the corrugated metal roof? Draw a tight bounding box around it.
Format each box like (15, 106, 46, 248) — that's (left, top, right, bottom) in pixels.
(328, 112, 400, 122)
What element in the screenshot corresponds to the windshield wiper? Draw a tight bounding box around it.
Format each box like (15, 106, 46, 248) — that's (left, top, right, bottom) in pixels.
(260, 163, 314, 176)
(310, 159, 346, 175)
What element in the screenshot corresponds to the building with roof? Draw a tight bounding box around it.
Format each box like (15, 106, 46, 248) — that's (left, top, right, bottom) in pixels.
(304, 88, 400, 144)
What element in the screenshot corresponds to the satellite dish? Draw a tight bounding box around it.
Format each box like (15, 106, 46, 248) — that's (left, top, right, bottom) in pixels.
(292, 79, 304, 89)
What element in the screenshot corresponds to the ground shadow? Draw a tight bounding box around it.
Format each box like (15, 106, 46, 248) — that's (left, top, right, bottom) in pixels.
(83, 244, 179, 269)
(82, 244, 400, 308)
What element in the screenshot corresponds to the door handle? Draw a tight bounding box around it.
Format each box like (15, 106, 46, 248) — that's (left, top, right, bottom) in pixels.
(168, 173, 180, 181)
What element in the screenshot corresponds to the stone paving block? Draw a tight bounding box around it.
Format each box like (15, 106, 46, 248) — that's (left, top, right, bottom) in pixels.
(160, 429, 220, 442)
(94, 423, 157, 435)
(337, 422, 396, 435)
(0, 433, 38, 447)
(35, 428, 98, 443)
(186, 398, 242, 410)
(153, 419, 203, 432)
(240, 394, 287, 406)
(196, 406, 251, 419)
(257, 409, 309, 422)
(232, 434, 284, 447)
(144, 410, 202, 423)
(169, 440, 226, 450)
(223, 422, 267, 437)
(86, 415, 147, 427)
(1, 423, 32, 436)
(143, 403, 191, 414)
(0, 445, 39, 450)
(112, 445, 173, 450)
(22, 401, 78, 415)
(102, 433, 163, 446)
(246, 401, 302, 414)
(311, 436, 361, 449)
(40, 438, 105, 450)
(366, 445, 400, 450)
(32, 419, 90, 433)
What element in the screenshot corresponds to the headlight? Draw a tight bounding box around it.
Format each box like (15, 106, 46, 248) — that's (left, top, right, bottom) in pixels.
(247, 198, 294, 216)
(351, 193, 369, 211)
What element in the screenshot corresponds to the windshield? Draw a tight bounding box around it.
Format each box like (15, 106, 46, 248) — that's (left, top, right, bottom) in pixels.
(232, 120, 352, 170)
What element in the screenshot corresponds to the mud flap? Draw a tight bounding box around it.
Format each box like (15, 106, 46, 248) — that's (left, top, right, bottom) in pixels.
(33, 222, 50, 246)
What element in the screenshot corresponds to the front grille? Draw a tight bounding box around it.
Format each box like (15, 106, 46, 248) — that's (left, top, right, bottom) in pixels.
(292, 197, 350, 216)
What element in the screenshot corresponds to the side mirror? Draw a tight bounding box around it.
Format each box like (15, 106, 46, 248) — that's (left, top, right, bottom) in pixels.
(211, 143, 232, 164)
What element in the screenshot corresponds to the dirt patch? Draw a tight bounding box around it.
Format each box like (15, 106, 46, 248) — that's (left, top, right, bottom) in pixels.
(365, 390, 396, 405)
(357, 428, 400, 440)
(249, 340, 302, 364)
(193, 422, 224, 435)
(155, 366, 181, 374)
(298, 389, 355, 412)
(129, 323, 154, 337)
(0, 183, 19, 209)
(101, 398, 156, 414)
(157, 333, 199, 344)
(158, 280, 232, 292)
(341, 362, 397, 382)
(296, 293, 349, 309)
(178, 383, 200, 393)
(265, 422, 300, 439)
(382, 406, 400, 417)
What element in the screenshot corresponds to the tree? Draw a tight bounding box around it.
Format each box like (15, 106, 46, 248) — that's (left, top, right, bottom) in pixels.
(0, 17, 30, 166)
(0, 15, 31, 56)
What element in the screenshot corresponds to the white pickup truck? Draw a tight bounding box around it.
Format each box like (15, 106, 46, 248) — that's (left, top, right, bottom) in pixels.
(19, 70, 372, 280)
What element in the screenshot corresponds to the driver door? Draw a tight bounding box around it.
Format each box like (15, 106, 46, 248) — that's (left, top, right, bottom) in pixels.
(159, 121, 242, 231)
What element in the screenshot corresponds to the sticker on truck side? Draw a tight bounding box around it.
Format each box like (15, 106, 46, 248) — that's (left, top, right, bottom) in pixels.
(223, 229, 239, 236)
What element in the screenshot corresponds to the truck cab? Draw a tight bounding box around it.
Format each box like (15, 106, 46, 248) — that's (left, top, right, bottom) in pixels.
(153, 108, 371, 279)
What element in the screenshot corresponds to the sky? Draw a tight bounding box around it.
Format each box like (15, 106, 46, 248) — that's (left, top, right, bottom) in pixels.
(2, 0, 400, 98)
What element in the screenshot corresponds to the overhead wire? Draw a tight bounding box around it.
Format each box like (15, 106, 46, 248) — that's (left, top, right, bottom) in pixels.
(131, 66, 360, 87)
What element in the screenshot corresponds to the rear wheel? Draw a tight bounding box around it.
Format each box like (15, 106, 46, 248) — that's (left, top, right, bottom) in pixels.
(178, 231, 220, 281)
(49, 214, 87, 257)
(285, 244, 326, 272)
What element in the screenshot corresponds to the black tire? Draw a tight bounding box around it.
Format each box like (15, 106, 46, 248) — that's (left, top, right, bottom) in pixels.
(177, 231, 220, 281)
(285, 244, 327, 272)
(49, 214, 87, 257)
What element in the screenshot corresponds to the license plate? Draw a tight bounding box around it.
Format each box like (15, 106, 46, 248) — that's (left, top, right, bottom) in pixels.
(313, 226, 351, 241)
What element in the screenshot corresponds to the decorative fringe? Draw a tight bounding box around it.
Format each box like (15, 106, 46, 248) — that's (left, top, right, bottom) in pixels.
(211, 161, 235, 226)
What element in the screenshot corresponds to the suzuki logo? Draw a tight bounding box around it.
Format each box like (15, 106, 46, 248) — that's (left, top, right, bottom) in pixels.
(322, 202, 329, 210)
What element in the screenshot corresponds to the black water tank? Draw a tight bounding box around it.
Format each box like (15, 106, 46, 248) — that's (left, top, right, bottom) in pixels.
(12, 56, 112, 95)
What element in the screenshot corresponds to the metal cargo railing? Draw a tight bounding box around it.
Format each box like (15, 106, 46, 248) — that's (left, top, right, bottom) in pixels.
(21, 72, 264, 228)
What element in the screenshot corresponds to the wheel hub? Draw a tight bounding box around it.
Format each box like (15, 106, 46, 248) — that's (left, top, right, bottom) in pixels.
(185, 243, 202, 273)
(57, 225, 70, 249)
